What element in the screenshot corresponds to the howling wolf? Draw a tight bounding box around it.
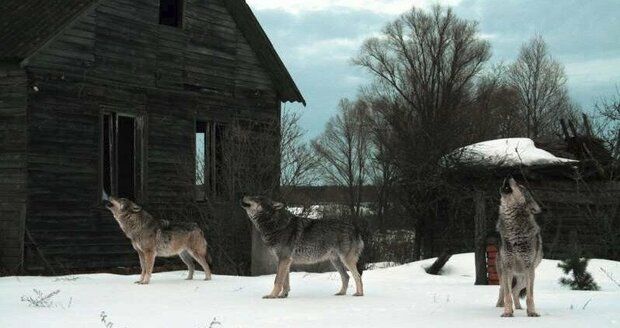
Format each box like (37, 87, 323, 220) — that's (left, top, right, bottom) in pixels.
(240, 196, 365, 298)
(105, 197, 212, 284)
(495, 177, 543, 317)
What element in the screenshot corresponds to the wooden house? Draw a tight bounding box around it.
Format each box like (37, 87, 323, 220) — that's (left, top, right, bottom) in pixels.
(0, 0, 304, 274)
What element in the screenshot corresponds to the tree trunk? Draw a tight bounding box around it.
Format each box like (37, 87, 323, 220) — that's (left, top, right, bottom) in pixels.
(426, 251, 452, 275)
(474, 190, 488, 285)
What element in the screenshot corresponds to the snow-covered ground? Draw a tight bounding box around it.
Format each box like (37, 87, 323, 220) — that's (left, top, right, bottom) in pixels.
(1, 254, 618, 328)
(452, 138, 577, 167)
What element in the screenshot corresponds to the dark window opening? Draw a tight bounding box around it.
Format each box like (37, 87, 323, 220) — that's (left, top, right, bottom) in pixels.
(195, 121, 226, 200)
(102, 113, 142, 201)
(102, 114, 113, 197)
(117, 116, 135, 198)
(159, 0, 183, 27)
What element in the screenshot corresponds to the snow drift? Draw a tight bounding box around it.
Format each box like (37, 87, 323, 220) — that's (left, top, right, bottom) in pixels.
(450, 138, 577, 167)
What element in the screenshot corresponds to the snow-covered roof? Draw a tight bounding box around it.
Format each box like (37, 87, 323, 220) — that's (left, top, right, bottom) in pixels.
(451, 138, 578, 167)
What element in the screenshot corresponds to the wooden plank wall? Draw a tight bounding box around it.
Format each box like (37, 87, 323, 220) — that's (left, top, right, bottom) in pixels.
(21, 0, 281, 273)
(0, 63, 27, 271)
(431, 180, 620, 261)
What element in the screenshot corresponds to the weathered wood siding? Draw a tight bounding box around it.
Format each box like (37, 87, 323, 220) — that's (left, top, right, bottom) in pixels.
(431, 180, 620, 261)
(0, 63, 27, 271)
(21, 0, 280, 273)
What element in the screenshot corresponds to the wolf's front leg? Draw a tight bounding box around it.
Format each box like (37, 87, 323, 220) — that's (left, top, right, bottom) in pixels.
(526, 270, 539, 317)
(264, 258, 292, 299)
(278, 271, 290, 298)
(135, 250, 146, 284)
(139, 251, 156, 284)
(501, 271, 514, 317)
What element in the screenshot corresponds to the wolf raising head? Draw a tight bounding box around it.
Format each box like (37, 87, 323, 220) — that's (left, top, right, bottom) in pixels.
(500, 177, 541, 215)
(240, 195, 284, 220)
(104, 196, 143, 220)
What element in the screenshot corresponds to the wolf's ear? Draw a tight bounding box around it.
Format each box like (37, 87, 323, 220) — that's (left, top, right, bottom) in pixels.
(525, 190, 541, 214)
(272, 201, 285, 210)
(529, 200, 541, 214)
(130, 204, 142, 213)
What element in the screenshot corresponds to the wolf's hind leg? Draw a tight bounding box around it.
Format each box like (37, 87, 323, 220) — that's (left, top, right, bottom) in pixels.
(512, 276, 526, 310)
(187, 248, 212, 281)
(330, 257, 349, 296)
(179, 251, 195, 280)
(341, 253, 363, 296)
(496, 282, 504, 307)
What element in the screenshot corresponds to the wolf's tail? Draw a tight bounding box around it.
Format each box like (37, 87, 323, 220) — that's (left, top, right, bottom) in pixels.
(353, 219, 368, 276)
(197, 228, 214, 269)
(207, 252, 213, 268)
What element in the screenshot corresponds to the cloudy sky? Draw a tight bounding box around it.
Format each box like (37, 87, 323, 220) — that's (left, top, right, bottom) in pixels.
(246, 0, 620, 139)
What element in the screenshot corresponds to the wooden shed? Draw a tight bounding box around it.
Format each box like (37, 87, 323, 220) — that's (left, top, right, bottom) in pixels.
(431, 137, 620, 285)
(0, 0, 304, 274)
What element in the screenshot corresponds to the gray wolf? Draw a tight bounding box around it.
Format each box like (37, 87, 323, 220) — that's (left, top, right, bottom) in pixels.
(104, 197, 212, 284)
(495, 177, 543, 317)
(240, 196, 365, 298)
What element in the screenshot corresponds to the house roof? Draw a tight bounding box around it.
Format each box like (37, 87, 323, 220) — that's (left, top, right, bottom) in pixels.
(0, 0, 99, 60)
(0, 0, 305, 105)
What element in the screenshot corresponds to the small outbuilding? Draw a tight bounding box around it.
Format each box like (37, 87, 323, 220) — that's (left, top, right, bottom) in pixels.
(435, 136, 620, 285)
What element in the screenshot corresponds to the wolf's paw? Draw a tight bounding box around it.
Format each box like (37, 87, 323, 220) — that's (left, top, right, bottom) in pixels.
(352, 292, 364, 297)
(501, 312, 514, 318)
(204, 275, 212, 281)
(262, 294, 278, 299)
(334, 292, 346, 296)
(527, 311, 540, 317)
(185, 277, 193, 280)
(277, 293, 288, 298)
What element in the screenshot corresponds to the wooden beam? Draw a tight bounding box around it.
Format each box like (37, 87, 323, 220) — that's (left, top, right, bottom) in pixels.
(474, 190, 488, 285)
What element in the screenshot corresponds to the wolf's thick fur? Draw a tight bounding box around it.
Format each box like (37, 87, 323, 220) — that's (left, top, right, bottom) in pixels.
(105, 197, 212, 284)
(240, 196, 365, 298)
(495, 177, 543, 317)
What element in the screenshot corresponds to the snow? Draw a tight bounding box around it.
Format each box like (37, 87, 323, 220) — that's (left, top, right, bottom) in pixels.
(1, 254, 619, 328)
(452, 138, 577, 167)
(288, 204, 375, 219)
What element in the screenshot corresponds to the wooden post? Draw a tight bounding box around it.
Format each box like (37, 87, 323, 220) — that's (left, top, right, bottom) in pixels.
(474, 190, 488, 285)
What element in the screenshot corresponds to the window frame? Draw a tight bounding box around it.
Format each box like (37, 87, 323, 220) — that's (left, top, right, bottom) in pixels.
(195, 120, 227, 201)
(158, 0, 184, 28)
(100, 110, 145, 203)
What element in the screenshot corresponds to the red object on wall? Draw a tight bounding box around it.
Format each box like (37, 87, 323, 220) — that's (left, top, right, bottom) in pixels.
(486, 244, 499, 285)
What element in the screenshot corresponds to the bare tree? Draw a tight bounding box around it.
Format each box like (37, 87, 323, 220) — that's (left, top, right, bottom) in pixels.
(508, 35, 573, 138)
(312, 98, 372, 217)
(359, 94, 398, 229)
(471, 64, 524, 139)
(280, 109, 318, 190)
(593, 89, 620, 160)
(353, 5, 492, 259)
